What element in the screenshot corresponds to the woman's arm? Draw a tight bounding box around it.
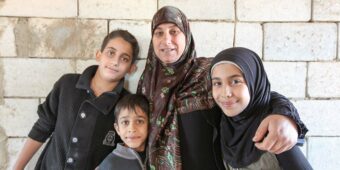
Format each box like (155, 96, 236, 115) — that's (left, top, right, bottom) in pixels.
(13, 138, 43, 170)
(276, 146, 313, 169)
(252, 91, 308, 154)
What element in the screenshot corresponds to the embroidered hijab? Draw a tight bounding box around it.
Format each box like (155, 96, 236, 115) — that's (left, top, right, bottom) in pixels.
(137, 6, 215, 170)
(210, 47, 271, 168)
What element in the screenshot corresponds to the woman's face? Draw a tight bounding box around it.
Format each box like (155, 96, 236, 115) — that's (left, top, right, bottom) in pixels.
(152, 23, 186, 64)
(211, 63, 250, 117)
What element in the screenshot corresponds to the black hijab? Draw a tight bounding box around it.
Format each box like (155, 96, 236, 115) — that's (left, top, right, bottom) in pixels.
(210, 47, 271, 168)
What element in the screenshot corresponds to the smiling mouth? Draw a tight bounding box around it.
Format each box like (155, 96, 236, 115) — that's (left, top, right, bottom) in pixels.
(161, 48, 175, 53)
(106, 66, 118, 72)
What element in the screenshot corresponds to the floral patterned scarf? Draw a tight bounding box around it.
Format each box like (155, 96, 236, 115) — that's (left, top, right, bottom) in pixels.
(137, 6, 215, 170)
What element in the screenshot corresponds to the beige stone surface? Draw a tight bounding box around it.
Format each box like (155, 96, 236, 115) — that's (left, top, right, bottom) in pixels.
(0, 98, 39, 137)
(235, 23, 263, 57)
(264, 62, 306, 98)
(264, 23, 337, 61)
(308, 62, 340, 98)
(0, 127, 8, 170)
(313, 0, 340, 21)
(79, 0, 157, 19)
(308, 137, 340, 169)
(6, 138, 45, 170)
(0, 0, 77, 18)
(14, 18, 107, 58)
(3, 58, 75, 97)
(109, 20, 151, 59)
(237, 0, 311, 21)
(0, 18, 17, 57)
(190, 22, 234, 58)
(159, 0, 234, 20)
(294, 100, 340, 136)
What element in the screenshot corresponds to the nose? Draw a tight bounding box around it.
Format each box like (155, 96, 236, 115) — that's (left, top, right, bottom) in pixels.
(222, 85, 232, 98)
(111, 56, 120, 67)
(162, 32, 172, 45)
(128, 123, 136, 133)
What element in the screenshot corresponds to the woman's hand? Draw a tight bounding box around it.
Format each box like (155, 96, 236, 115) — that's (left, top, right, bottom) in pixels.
(252, 114, 298, 154)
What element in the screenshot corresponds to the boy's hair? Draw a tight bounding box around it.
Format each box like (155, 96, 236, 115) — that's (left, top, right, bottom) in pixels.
(101, 29, 140, 64)
(114, 94, 149, 123)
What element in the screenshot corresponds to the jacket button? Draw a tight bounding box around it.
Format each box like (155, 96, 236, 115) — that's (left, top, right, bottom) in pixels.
(66, 157, 74, 164)
(72, 137, 78, 143)
(80, 112, 86, 119)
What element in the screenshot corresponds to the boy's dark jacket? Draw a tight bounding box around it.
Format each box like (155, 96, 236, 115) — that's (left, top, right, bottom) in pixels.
(29, 65, 129, 170)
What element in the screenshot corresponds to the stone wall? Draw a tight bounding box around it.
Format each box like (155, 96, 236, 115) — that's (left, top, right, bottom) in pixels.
(0, 0, 339, 169)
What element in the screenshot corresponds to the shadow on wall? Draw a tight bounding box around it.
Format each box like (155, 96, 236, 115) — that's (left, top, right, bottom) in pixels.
(0, 126, 9, 170)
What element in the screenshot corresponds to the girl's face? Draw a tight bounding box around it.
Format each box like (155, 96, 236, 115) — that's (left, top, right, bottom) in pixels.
(211, 63, 250, 117)
(96, 37, 135, 83)
(152, 23, 186, 64)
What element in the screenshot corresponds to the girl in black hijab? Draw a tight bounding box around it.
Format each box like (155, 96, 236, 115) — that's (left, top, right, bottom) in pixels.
(210, 47, 312, 169)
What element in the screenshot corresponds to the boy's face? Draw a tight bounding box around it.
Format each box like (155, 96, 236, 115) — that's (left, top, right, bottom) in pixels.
(96, 37, 136, 83)
(211, 63, 250, 117)
(114, 106, 148, 152)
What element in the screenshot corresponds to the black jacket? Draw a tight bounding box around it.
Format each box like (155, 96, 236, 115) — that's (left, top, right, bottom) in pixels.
(29, 65, 129, 170)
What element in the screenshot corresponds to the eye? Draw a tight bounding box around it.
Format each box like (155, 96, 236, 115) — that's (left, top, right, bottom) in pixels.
(120, 56, 130, 63)
(136, 119, 145, 124)
(153, 30, 163, 37)
(120, 120, 129, 126)
(212, 81, 222, 87)
(106, 49, 115, 57)
(231, 78, 244, 86)
(170, 29, 179, 35)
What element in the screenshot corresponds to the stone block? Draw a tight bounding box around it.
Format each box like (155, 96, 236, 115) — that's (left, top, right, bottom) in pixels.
(264, 23, 337, 61)
(79, 0, 157, 19)
(0, 126, 8, 170)
(76, 59, 97, 74)
(264, 62, 306, 98)
(125, 60, 146, 93)
(0, 58, 3, 104)
(237, 0, 311, 21)
(0, 0, 77, 18)
(0, 18, 17, 57)
(313, 0, 340, 21)
(308, 137, 340, 170)
(14, 18, 107, 58)
(235, 23, 263, 57)
(159, 0, 234, 20)
(190, 22, 234, 58)
(0, 98, 39, 137)
(294, 100, 340, 136)
(308, 62, 340, 98)
(3, 58, 75, 97)
(109, 20, 151, 59)
(7, 137, 46, 170)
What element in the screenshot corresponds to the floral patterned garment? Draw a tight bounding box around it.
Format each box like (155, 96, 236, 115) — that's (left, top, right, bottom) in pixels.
(137, 6, 215, 170)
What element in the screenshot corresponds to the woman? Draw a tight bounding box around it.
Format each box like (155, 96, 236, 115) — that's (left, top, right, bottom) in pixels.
(137, 6, 307, 170)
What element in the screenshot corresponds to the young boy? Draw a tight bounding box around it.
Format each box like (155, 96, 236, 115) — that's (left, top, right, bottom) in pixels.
(13, 29, 140, 170)
(98, 94, 149, 170)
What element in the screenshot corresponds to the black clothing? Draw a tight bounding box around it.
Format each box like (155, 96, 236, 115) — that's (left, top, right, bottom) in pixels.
(276, 146, 313, 169)
(28, 65, 128, 170)
(179, 108, 224, 170)
(212, 47, 309, 169)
